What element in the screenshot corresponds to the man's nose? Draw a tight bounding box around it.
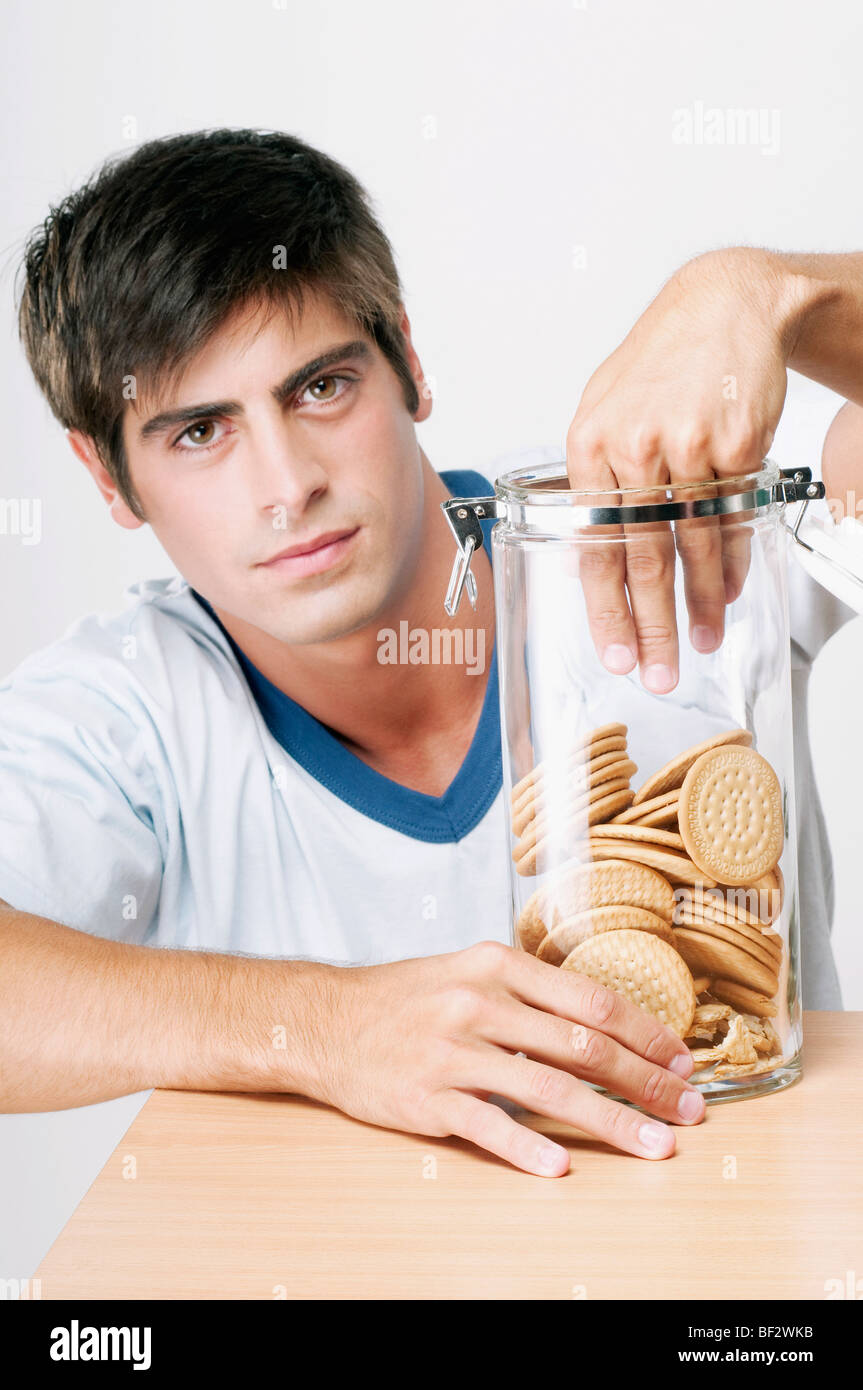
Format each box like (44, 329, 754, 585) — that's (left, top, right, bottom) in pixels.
(244, 421, 329, 515)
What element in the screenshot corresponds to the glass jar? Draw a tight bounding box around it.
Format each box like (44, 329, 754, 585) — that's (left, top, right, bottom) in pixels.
(442, 461, 831, 1103)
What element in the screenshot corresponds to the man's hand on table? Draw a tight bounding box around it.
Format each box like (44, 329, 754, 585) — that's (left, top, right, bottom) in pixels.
(306, 941, 704, 1177)
(565, 247, 814, 693)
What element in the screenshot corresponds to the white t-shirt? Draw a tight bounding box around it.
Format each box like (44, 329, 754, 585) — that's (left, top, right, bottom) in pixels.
(0, 467, 515, 966)
(0, 448, 849, 1004)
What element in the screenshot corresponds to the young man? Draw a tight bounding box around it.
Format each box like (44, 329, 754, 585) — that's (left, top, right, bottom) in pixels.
(2, 129, 859, 1172)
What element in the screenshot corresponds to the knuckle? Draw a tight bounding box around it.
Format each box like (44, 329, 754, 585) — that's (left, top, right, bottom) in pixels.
(675, 526, 721, 562)
(569, 1022, 605, 1069)
(583, 981, 619, 1029)
(600, 1098, 632, 1144)
(464, 938, 508, 978)
(591, 609, 630, 637)
(626, 426, 662, 465)
(641, 1029, 671, 1066)
(567, 421, 603, 465)
(675, 426, 712, 461)
(528, 1063, 569, 1109)
(625, 547, 672, 585)
(726, 424, 761, 467)
(440, 985, 486, 1033)
(579, 547, 623, 581)
(634, 622, 676, 651)
(640, 1066, 671, 1109)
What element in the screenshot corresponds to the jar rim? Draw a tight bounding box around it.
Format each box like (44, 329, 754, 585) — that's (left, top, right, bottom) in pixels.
(494, 457, 780, 505)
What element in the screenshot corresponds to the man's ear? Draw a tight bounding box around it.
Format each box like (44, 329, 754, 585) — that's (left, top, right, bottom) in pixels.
(65, 429, 145, 530)
(398, 306, 433, 424)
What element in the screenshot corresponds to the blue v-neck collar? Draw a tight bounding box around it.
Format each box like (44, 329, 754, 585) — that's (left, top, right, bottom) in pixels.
(191, 469, 501, 842)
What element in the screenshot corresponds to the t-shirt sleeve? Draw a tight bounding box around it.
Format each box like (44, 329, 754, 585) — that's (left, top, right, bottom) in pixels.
(0, 653, 164, 941)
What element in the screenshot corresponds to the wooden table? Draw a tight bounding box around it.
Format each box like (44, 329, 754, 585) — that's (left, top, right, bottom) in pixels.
(36, 1012, 863, 1300)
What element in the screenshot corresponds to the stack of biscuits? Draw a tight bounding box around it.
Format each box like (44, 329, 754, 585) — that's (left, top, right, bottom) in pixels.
(511, 723, 787, 1080)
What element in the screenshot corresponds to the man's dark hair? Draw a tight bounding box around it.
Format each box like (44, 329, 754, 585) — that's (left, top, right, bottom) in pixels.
(16, 128, 420, 520)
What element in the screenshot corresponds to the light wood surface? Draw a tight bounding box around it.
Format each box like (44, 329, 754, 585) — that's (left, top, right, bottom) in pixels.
(36, 1012, 863, 1299)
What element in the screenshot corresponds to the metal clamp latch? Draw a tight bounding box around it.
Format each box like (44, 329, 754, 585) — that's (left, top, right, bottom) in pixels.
(440, 496, 501, 616)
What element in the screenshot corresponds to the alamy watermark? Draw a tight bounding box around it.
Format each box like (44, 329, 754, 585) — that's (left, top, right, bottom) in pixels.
(0, 498, 42, 545)
(672, 101, 780, 157)
(377, 621, 485, 675)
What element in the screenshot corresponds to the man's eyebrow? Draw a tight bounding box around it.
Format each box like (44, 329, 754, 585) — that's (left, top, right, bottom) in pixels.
(137, 340, 373, 441)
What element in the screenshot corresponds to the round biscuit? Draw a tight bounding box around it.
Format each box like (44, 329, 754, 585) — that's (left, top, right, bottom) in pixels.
(611, 790, 679, 824)
(513, 777, 633, 860)
(512, 757, 637, 838)
(579, 824, 685, 850)
(514, 788, 635, 875)
(561, 929, 697, 1037)
(510, 723, 628, 803)
(514, 856, 677, 946)
(672, 912, 782, 970)
(678, 745, 784, 883)
(707, 977, 779, 1019)
(584, 840, 717, 888)
(510, 737, 629, 819)
(534, 905, 674, 965)
(672, 926, 779, 997)
(631, 727, 753, 806)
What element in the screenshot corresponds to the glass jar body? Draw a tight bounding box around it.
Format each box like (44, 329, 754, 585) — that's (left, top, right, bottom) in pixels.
(493, 473, 801, 1102)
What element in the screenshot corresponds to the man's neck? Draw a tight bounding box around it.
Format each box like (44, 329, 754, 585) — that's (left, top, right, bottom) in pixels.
(211, 463, 495, 796)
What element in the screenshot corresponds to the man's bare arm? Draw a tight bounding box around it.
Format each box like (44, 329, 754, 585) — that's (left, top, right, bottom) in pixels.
(0, 900, 334, 1112)
(0, 901, 706, 1175)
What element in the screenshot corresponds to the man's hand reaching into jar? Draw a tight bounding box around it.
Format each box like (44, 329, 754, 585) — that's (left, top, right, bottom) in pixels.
(566, 247, 816, 692)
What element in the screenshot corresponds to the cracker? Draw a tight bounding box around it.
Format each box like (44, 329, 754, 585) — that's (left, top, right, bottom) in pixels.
(674, 885, 772, 930)
(510, 723, 628, 803)
(560, 929, 697, 1038)
(512, 777, 633, 861)
(678, 745, 784, 883)
(672, 911, 782, 971)
(712, 1055, 785, 1079)
(510, 738, 629, 820)
(535, 904, 674, 965)
(631, 727, 753, 806)
(515, 857, 677, 951)
(584, 840, 717, 888)
(610, 790, 679, 825)
(579, 824, 685, 850)
(673, 926, 779, 997)
(707, 977, 778, 1018)
(514, 788, 635, 876)
(512, 760, 638, 841)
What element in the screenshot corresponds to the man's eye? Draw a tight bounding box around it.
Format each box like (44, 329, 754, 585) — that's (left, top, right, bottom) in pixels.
(297, 374, 354, 407)
(171, 420, 228, 453)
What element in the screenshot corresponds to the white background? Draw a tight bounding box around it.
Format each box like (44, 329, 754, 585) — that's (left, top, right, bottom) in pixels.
(1, 0, 862, 1281)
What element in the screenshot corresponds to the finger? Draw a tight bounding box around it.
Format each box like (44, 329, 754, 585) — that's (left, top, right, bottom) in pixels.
(566, 428, 638, 676)
(576, 524, 638, 675)
(719, 513, 754, 604)
(622, 518, 679, 692)
(466, 995, 704, 1127)
(499, 945, 694, 1077)
(673, 488, 727, 653)
(452, 1046, 678, 1160)
(439, 1088, 572, 1176)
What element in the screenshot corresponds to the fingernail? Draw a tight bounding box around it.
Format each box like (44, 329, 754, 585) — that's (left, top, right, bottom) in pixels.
(602, 644, 636, 673)
(638, 1122, 671, 1152)
(692, 625, 719, 652)
(678, 1089, 703, 1121)
(538, 1144, 567, 1172)
(642, 663, 675, 693)
(668, 1051, 693, 1077)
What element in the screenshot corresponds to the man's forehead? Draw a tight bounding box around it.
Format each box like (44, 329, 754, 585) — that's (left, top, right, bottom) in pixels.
(128, 292, 374, 424)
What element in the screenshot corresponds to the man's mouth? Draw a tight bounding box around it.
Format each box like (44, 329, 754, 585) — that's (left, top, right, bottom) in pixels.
(256, 526, 360, 578)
